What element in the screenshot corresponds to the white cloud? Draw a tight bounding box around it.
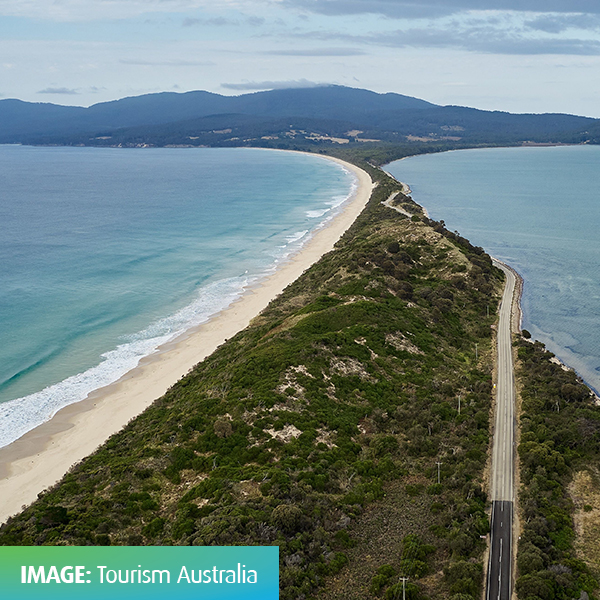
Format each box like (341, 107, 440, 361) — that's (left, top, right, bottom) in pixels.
(221, 78, 325, 90)
(182, 16, 236, 27)
(37, 86, 80, 94)
(120, 58, 215, 66)
(286, 10, 600, 56)
(525, 14, 600, 33)
(282, 0, 600, 19)
(261, 47, 366, 55)
(0, 0, 271, 21)
(366, 27, 600, 55)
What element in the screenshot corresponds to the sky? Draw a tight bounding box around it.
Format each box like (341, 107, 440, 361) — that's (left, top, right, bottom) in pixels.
(2, 0, 600, 116)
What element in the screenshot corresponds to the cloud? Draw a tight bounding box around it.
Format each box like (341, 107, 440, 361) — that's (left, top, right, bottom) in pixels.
(0, 0, 263, 21)
(359, 26, 600, 55)
(525, 14, 600, 33)
(261, 47, 366, 56)
(282, 0, 600, 18)
(221, 78, 326, 90)
(37, 87, 79, 94)
(289, 10, 600, 56)
(182, 16, 235, 27)
(119, 58, 214, 66)
(182, 15, 265, 27)
(247, 15, 266, 26)
(4, 0, 600, 23)
(282, 0, 454, 19)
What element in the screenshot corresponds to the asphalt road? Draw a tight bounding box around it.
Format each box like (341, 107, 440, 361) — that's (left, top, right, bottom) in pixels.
(486, 260, 516, 600)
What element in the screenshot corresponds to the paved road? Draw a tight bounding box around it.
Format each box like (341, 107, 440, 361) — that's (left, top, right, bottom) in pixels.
(486, 260, 516, 600)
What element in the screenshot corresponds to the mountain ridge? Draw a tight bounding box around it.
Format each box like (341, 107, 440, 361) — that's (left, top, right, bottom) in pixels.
(0, 85, 435, 141)
(1, 84, 598, 146)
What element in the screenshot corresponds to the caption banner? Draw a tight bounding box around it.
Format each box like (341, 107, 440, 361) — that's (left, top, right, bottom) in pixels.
(0, 546, 279, 599)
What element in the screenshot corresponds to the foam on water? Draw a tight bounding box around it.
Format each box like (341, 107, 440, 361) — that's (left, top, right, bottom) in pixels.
(306, 208, 330, 218)
(305, 185, 356, 219)
(0, 275, 250, 448)
(0, 147, 358, 449)
(285, 230, 309, 244)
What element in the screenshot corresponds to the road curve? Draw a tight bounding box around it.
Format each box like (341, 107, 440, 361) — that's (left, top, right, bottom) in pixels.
(486, 260, 517, 600)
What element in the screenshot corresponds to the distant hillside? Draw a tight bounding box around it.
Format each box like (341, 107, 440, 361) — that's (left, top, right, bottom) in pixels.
(0, 86, 433, 142)
(1, 85, 597, 148)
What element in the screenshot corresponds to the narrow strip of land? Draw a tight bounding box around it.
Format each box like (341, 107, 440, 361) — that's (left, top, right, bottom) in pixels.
(487, 260, 517, 600)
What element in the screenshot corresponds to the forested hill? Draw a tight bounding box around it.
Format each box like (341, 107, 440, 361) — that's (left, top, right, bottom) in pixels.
(1, 85, 598, 147)
(0, 86, 434, 141)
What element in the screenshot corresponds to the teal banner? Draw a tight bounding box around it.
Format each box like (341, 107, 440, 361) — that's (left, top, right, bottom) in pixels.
(0, 546, 279, 599)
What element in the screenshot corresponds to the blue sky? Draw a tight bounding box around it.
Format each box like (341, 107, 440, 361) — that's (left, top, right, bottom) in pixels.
(2, 0, 600, 116)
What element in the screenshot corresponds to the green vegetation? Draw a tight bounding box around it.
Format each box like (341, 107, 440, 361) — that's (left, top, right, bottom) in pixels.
(0, 165, 504, 599)
(2, 86, 597, 148)
(367, 535, 435, 598)
(515, 337, 600, 600)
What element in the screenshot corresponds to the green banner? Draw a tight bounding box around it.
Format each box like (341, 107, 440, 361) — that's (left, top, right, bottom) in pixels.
(0, 546, 279, 599)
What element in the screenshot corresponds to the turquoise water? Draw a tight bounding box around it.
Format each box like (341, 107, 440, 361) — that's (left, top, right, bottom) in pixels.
(0, 146, 356, 448)
(387, 145, 600, 395)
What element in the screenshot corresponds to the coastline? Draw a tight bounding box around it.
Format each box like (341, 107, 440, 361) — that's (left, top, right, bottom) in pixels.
(386, 147, 600, 399)
(381, 167, 429, 218)
(0, 153, 374, 525)
(491, 258, 523, 335)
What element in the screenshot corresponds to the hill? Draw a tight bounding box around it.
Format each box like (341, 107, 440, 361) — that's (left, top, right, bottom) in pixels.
(0, 85, 597, 148)
(0, 86, 434, 142)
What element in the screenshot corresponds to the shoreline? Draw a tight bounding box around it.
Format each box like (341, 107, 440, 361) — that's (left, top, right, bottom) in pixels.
(491, 258, 523, 335)
(381, 167, 429, 218)
(0, 153, 374, 525)
(387, 163, 600, 402)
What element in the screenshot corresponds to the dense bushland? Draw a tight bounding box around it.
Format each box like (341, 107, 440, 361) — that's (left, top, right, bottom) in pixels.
(515, 338, 600, 600)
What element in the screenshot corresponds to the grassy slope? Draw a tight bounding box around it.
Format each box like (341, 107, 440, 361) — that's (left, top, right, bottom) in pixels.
(0, 164, 504, 600)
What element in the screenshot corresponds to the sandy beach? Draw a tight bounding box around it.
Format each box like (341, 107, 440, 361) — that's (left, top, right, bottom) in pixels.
(0, 153, 374, 525)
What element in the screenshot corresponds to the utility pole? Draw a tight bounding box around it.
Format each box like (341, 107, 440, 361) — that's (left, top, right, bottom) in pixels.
(435, 461, 442, 484)
(475, 343, 478, 361)
(399, 577, 409, 600)
(458, 394, 461, 415)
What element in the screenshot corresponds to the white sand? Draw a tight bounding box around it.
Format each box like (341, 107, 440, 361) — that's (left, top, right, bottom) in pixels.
(0, 153, 373, 525)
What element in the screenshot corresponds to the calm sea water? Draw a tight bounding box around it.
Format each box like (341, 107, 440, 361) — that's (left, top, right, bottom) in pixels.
(0, 146, 356, 448)
(387, 145, 600, 394)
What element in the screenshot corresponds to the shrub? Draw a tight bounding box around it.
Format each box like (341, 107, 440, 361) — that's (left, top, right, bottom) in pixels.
(385, 582, 422, 600)
(142, 517, 165, 538)
(515, 574, 555, 600)
(400, 559, 428, 578)
(271, 504, 304, 533)
(214, 420, 233, 438)
(371, 574, 390, 595)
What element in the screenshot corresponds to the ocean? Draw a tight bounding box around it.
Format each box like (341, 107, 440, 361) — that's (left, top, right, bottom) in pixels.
(386, 145, 600, 395)
(0, 146, 356, 448)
